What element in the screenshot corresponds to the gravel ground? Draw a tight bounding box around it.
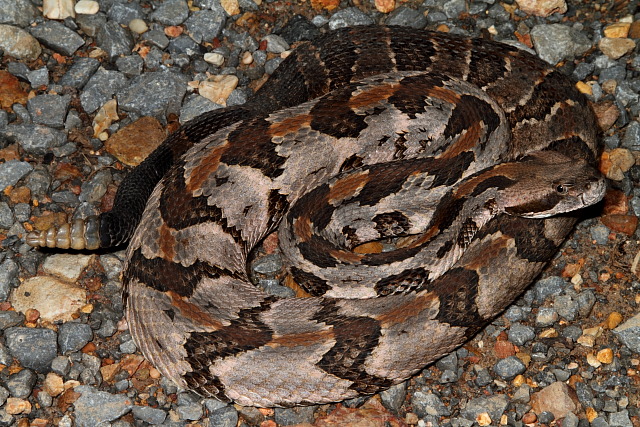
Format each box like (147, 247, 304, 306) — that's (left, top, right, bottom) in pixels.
(1, 0, 640, 425)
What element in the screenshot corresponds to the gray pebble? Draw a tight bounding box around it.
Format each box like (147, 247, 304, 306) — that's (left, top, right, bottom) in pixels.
(599, 66, 626, 83)
(209, 406, 239, 427)
(253, 254, 282, 275)
(79, 169, 112, 203)
(511, 384, 530, 403)
(27, 67, 49, 87)
(117, 72, 188, 120)
(5, 327, 57, 372)
(444, 0, 467, 18)
(461, 395, 508, 424)
(380, 382, 407, 412)
(265, 57, 284, 75)
(184, 10, 226, 44)
(562, 325, 583, 341)
(27, 94, 71, 129)
(613, 313, 640, 353)
(274, 406, 315, 425)
(474, 367, 493, 387)
(13, 203, 29, 222)
(279, 15, 320, 43)
(554, 294, 579, 321)
(504, 305, 527, 322)
(436, 352, 458, 372)
(51, 356, 71, 376)
(0, 202, 13, 229)
(262, 34, 290, 53)
(30, 21, 85, 56)
(576, 290, 596, 317)
(493, 356, 526, 380)
(604, 135, 620, 150)
(531, 276, 564, 303)
(0, 0, 39, 27)
(58, 322, 93, 354)
(411, 391, 450, 418)
(76, 13, 106, 38)
(622, 121, 640, 150)
(507, 323, 535, 346)
(80, 67, 128, 114)
(536, 307, 559, 326)
(328, 7, 374, 30)
(386, 7, 428, 28)
(107, 1, 145, 25)
(563, 412, 580, 427)
(150, 0, 189, 25)
(143, 29, 170, 50)
(530, 24, 591, 65)
(261, 279, 296, 298)
(426, 11, 448, 23)
(6, 368, 36, 398)
(591, 223, 610, 245)
(615, 82, 639, 107)
(573, 61, 595, 81)
(0, 309, 22, 330)
(0, 159, 33, 192)
(59, 57, 101, 89)
(96, 21, 134, 61)
(132, 405, 167, 425)
(119, 338, 137, 354)
(177, 402, 203, 421)
(115, 55, 144, 77)
(168, 35, 201, 57)
(0, 110, 7, 128)
(0, 258, 19, 301)
(609, 410, 632, 427)
(73, 385, 134, 427)
(0, 386, 8, 406)
(591, 417, 610, 427)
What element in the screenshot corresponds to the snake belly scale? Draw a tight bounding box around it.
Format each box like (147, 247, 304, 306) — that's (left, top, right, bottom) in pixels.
(27, 26, 604, 407)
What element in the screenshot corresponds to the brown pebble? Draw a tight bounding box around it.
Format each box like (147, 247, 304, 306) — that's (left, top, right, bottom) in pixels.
(522, 412, 537, 424)
(597, 348, 614, 364)
(606, 312, 623, 329)
(601, 214, 638, 236)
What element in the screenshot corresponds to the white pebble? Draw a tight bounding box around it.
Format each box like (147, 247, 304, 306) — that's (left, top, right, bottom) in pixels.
(241, 51, 254, 65)
(75, 0, 99, 14)
(129, 18, 148, 34)
(204, 52, 225, 66)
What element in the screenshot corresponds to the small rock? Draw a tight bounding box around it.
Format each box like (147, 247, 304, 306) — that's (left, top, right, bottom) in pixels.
(27, 94, 71, 129)
(104, 117, 166, 166)
(385, 7, 428, 28)
(204, 52, 225, 66)
(493, 356, 526, 380)
(75, 0, 99, 14)
(0, 0, 39, 27)
(150, 0, 189, 25)
(412, 391, 449, 418)
(42, 0, 75, 20)
(73, 386, 134, 427)
(600, 215, 638, 236)
(117, 72, 188, 119)
(184, 10, 226, 44)
(132, 406, 167, 425)
(128, 19, 148, 34)
(197, 75, 239, 106)
(274, 406, 316, 425)
(59, 57, 101, 89)
(6, 369, 36, 398)
(80, 67, 128, 114)
(461, 395, 508, 425)
(58, 322, 93, 354)
(209, 406, 238, 427)
(380, 382, 407, 412)
(0, 160, 32, 193)
(4, 397, 31, 415)
(598, 38, 636, 60)
(603, 22, 631, 38)
(43, 372, 65, 397)
(530, 382, 580, 420)
(96, 21, 134, 61)
(530, 24, 592, 65)
(4, 327, 58, 372)
(220, 0, 240, 15)
(30, 21, 84, 56)
(328, 7, 374, 30)
(613, 313, 640, 353)
(515, 0, 567, 16)
(11, 276, 86, 322)
(262, 34, 290, 53)
(609, 410, 632, 427)
(0, 25, 42, 60)
(508, 323, 536, 346)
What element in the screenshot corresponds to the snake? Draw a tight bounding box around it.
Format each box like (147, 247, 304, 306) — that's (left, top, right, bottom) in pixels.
(27, 26, 605, 407)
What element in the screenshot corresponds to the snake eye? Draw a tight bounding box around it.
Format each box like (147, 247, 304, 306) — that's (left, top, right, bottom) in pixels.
(555, 184, 568, 194)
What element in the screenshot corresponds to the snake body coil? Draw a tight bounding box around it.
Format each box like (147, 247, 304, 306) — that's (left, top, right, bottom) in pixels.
(28, 26, 603, 407)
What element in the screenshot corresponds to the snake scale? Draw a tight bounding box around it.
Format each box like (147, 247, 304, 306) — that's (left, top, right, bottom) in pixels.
(28, 26, 606, 407)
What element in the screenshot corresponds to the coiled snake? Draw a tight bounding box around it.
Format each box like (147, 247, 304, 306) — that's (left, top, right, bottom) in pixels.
(28, 26, 605, 407)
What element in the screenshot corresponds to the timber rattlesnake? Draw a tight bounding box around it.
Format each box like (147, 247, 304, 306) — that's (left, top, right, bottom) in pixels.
(28, 26, 604, 407)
